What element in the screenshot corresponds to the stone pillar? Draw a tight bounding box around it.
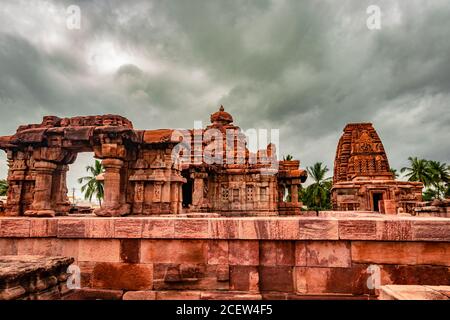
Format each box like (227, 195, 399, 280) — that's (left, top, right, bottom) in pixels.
(25, 161, 57, 217)
(95, 158, 128, 217)
(53, 164, 70, 216)
(192, 178, 204, 209)
(291, 185, 299, 204)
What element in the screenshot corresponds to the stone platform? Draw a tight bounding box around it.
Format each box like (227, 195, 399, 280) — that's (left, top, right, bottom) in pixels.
(0, 255, 74, 300)
(0, 213, 449, 300)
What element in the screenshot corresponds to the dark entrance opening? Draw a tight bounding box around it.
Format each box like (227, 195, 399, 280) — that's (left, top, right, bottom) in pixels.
(372, 193, 383, 212)
(181, 170, 193, 208)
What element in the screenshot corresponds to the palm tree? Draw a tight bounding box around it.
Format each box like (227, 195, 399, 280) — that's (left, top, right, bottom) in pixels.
(302, 162, 332, 210)
(283, 154, 294, 161)
(400, 157, 433, 187)
(428, 160, 449, 199)
(0, 179, 8, 196)
(390, 168, 399, 179)
(78, 160, 105, 206)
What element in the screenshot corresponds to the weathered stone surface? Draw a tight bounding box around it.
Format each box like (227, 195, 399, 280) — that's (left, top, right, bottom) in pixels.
(142, 219, 174, 238)
(338, 219, 380, 240)
(92, 262, 153, 291)
(207, 240, 228, 265)
(229, 266, 259, 292)
(229, 240, 259, 266)
(260, 241, 295, 266)
(305, 241, 351, 267)
(0, 255, 74, 300)
(352, 242, 450, 266)
(156, 291, 201, 300)
(0, 219, 30, 237)
(209, 219, 239, 239)
(30, 219, 58, 237)
(380, 265, 450, 286)
(0, 239, 17, 255)
(63, 288, 123, 300)
(123, 290, 156, 300)
(57, 219, 86, 238)
(259, 266, 293, 292)
(114, 219, 143, 238)
(380, 285, 450, 300)
(299, 218, 338, 240)
(120, 239, 140, 263)
(140, 240, 207, 264)
(412, 220, 450, 241)
(174, 219, 209, 239)
(87, 219, 114, 238)
(78, 239, 120, 263)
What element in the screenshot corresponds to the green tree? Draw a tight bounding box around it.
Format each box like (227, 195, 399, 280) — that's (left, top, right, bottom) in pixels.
(301, 162, 332, 210)
(400, 157, 433, 187)
(77, 160, 105, 206)
(390, 168, 399, 179)
(428, 160, 450, 199)
(0, 179, 8, 196)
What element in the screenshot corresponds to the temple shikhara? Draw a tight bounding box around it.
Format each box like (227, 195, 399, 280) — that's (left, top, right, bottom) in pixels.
(0, 108, 448, 301)
(331, 123, 423, 214)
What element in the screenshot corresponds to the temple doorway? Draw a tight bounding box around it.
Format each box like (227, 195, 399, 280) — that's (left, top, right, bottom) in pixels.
(372, 193, 383, 212)
(181, 171, 193, 208)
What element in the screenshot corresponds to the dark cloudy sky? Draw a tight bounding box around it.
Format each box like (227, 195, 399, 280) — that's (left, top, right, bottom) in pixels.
(1, 0, 449, 196)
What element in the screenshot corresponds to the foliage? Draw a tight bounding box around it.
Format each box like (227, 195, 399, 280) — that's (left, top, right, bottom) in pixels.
(77, 160, 105, 206)
(0, 179, 8, 196)
(300, 162, 332, 210)
(283, 154, 294, 161)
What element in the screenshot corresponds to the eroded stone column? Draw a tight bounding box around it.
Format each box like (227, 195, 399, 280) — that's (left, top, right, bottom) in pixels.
(95, 158, 129, 217)
(25, 161, 57, 217)
(291, 184, 299, 204)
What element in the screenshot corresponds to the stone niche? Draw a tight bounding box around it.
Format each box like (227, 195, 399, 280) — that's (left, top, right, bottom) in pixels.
(331, 123, 423, 214)
(0, 108, 307, 217)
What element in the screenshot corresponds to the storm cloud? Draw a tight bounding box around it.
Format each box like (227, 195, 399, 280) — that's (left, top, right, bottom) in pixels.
(0, 0, 449, 193)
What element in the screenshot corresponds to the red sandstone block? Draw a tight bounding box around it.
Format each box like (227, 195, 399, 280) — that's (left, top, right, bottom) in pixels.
(92, 262, 153, 291)
(79, 239, 120, 263)
(200, 292, 262, 300)
(381, 220, 413, 241)
(259, 266, 294, 292)
(380, 265, 450, 286)
(123, 291, 156, 300)
(229, 240, 259, 266)
(207, 240, 229, 265)
(114, 219, 143, 238)
(294, 266, 371, 295)
(295, 242, 307, 266)
(0, 219, 30, 237)
(277, 219, 302, 239)
(299, 218, 338, 240)
(120, 239, 141, 263)
(78, 261, 96, 288)
(17, 238, 54, 256)
(63, 288, 123, 300)
(0, 239, 17, 255)
(412, 220, 450, 241)
(52, 239, 80, 262)
(229, 266, 259, 292)
(156, 291, 201, 300)
(140, 240, 207, 264)
(87, 219, 114, 238)
(260, 241, 295, 266)
(351, 242, 450, 266)
(338, 219, 381, 240)
(306, 241, 351, 267)
(30, 219, 57, 237)
(142, 219, 174, 238)
(238, 219, 260, 239)
(209, 219, 239, 239)
(57, 219, 87, 238)
(174, 219, 209, 239)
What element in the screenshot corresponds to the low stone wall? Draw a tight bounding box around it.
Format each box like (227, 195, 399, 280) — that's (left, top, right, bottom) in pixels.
(380, 285, 450, 300)
(0, 255, 73, 300)
(0, 214, 449, 300)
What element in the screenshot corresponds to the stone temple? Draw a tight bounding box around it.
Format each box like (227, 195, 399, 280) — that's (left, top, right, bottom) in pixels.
(331, 123, 423, 214)
(0, 109, 448, 301)
(0, 106, 306, 218)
